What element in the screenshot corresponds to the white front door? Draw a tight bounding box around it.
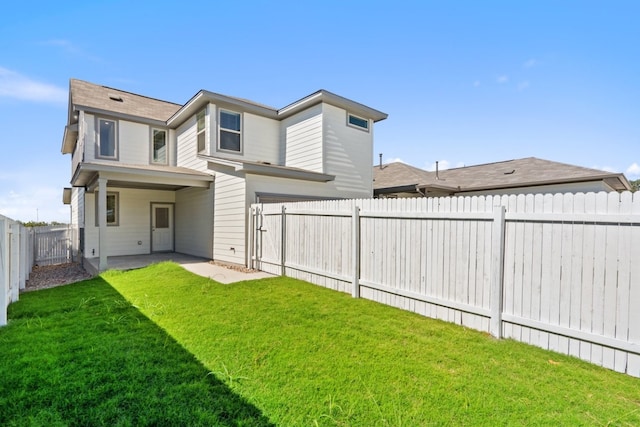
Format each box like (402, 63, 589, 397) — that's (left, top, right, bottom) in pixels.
(151, 203, 173, 252)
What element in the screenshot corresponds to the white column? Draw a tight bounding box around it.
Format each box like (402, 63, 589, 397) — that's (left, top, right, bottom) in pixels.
(98, 177, 108, 271)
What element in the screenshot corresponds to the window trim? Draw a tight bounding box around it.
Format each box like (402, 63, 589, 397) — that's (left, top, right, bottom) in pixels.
(196, 108, 206, 153)
(217, 109, 243, 153)
(346, 113, 370, 132)
(150, 128, 168, 165)
(96, 117, 119, 159)
(95, 191, 120, 227)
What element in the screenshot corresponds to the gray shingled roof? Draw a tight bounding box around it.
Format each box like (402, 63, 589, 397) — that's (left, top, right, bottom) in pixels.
(373, 157, 631, 192)
(69, 79, 181, 122)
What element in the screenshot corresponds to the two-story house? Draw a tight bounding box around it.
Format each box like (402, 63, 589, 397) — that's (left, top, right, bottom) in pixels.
(61, 79, 387, 273)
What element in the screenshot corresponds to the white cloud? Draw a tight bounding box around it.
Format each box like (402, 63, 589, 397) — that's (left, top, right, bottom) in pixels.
(425, 160, 466, 171)
(517, 81, 530, 91)
(626, 162, 640, 178)
(384, 157, 405, 164)
(0, 67, 67, 104)
(523, 59, 538, 69)
(496, 75, 509, 84)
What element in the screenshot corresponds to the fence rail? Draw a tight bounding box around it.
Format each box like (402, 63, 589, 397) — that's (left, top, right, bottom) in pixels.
(250, 192, 640, 378)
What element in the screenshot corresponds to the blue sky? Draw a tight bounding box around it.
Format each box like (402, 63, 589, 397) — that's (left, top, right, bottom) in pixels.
(1, 0, 638, 223)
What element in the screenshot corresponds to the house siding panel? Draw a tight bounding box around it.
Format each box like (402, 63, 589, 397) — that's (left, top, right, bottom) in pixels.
(118, 120, 150, 165)
(213, 171, 246, 265)
(240, 113, 280, 164)
(322, 103, 373, 197)
(283, 104, 323, 171)
(176, 115, 208, 172)
(84, 188, 175, 257)
(175, 186, 214, 258)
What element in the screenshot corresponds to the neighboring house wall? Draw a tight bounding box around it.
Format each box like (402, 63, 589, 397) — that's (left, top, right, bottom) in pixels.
(84, 188, 176, 257)
(175, 187, 214, 258)
(213, 171, 246, 264)
(284, 103, 324, 172)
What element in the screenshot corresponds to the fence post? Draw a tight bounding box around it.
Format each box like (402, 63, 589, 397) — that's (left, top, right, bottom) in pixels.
(0, 217, 7, 326)
(490, 205, 506, 338)
(280, 205, 286, 276)
(352, 205, 361, 298)
(10, 223, 19, 304)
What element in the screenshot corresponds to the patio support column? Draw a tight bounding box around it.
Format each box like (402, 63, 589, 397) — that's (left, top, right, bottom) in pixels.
(97, 177, 108, 272)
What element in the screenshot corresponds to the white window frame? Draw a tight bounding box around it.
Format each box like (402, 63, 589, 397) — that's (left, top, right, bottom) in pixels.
(347, 113, 370, 132)
(218, 109, 242, 153)
(95, 191, 119, 227)
(150, 128, 168, 165)
(96, 118, 118, 159)
(196, 108, 206, 153)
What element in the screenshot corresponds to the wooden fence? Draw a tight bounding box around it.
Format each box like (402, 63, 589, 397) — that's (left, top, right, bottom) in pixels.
(250, 192, 640, 378)
(0, 215, 33, 326)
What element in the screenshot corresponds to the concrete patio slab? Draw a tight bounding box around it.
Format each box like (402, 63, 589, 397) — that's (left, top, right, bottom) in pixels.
(84, 253, 275, 284)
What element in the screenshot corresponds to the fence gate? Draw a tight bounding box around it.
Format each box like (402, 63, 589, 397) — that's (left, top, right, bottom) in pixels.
(34, 225, 71, 266)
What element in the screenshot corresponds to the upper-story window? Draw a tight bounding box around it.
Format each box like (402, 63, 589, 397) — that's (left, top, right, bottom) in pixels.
(196, 108, 206, 153)
(151, 129, 167, 164)
(97, 118, 118, 158)
(347, 113, 369, 132)
(219, 109, 241, 152)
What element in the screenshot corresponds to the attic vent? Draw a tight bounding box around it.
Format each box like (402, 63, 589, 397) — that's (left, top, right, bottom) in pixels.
(108, 93, 123, 102)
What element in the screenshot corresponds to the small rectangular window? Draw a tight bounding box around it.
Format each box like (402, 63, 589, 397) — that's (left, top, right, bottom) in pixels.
(347, 113, 369, 132)
(95, 192, 119, 226)
(196, 108, 206, 152)
(219, 110, 241, 152)
(152, 129, 167, 164)
(98, 118, 117, 158)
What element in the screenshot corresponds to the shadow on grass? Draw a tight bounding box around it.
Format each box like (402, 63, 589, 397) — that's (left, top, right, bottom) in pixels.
(0, 277, 273, 427)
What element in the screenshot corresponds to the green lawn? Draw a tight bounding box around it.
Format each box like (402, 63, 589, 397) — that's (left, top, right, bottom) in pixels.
(2, 262, 640, 426)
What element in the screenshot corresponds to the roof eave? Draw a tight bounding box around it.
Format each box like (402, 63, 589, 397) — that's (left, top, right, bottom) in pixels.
(201, 155, 335, 182)
(278, 90, 388, 122)
(61, 124, 78, 154)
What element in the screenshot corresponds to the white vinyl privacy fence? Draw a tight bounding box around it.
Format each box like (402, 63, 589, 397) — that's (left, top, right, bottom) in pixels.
(250, 192, 640, 378)
(0, 215, 33, 326)
(1, 220, 73, 326)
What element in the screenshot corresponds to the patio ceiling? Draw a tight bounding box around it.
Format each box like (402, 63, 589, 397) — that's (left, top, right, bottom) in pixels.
(71, 162, 213, 192)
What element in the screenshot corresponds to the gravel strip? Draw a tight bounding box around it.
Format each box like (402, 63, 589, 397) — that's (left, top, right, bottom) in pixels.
(23, 263, 93, 293)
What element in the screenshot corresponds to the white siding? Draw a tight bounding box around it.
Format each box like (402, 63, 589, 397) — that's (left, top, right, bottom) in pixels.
(240, 113, 280, 164)
(71, 187, 84, 227)
(322, 103, 373, 197)
(213, 171, 246, 264)
(176, 114, 208, 172)
(118, 120, 150, 165)
(84, 188, 175, 257)
(72, 111, 85, 174)
(175, 187, 214, 258)
(283, 104, 323, 171)
(83, 113, 96, 162)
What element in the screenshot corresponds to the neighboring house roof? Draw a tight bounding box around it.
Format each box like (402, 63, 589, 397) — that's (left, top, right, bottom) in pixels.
(373, 157, 632, 195)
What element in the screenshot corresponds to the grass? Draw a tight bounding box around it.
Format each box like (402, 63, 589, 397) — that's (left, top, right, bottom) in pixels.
(2, 262, 640, 425)
(0, 276, 272, 426)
